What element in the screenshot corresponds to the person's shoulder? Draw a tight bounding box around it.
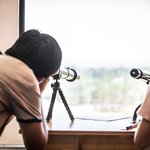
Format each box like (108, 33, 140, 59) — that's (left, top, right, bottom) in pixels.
(0, 55, 36, 82)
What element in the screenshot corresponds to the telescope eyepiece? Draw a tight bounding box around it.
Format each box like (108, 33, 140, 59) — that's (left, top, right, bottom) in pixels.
(130, 69, 142, 79)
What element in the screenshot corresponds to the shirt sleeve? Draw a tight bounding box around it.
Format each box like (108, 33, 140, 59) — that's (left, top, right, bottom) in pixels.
(15, 87, 43, 123)
(1, 73, 43, 123)
(14, 81, 42, 123)
(138, 85, 150, 122)
(0, 56, 43, 123)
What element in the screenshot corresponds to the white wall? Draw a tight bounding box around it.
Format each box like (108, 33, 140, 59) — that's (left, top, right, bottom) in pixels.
(0, 0, 24, 144)
(0, 0, 19, 52)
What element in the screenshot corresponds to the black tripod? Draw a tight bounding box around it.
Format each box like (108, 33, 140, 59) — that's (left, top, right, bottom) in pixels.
(46, 74, 75, 123)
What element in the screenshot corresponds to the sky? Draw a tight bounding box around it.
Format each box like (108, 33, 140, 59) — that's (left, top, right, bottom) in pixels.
(25, 0, 150, 68)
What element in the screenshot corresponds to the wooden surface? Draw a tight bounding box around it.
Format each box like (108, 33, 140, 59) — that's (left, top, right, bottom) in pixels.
(46, 113, 137, 150)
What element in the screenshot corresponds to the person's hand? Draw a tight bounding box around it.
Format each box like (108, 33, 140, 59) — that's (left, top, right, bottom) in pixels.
(39, 78, 50, 94)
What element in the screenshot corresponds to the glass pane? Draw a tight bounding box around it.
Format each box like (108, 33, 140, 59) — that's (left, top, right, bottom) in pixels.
(25, 0, 150, 120)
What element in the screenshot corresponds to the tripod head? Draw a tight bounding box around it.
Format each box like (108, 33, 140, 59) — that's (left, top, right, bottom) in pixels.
(52, 74, 61, 80)
(51, 75, 61, 91)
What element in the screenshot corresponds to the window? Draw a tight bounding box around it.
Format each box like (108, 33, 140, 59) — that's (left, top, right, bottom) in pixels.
(25, 0, 150, 120)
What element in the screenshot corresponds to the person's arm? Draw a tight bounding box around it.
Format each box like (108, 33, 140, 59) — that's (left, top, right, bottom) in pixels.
(19, 121, 48, 150)
(134, 118, 150, 150)
(39, 78, 50, 134)
(19, 78, 50, 150)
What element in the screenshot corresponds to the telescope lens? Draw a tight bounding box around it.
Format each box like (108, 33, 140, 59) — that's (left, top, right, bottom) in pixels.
(130, 69, 142, 79)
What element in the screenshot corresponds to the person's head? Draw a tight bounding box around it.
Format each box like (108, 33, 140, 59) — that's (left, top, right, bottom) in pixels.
(5, 29, 62, 79)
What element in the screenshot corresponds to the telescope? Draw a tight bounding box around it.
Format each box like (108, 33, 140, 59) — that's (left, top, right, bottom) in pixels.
(130, 68, 150, 84)
(130, 68, 149, 123)
(53, 67, 80, 82)
(47, 67, 80, 123)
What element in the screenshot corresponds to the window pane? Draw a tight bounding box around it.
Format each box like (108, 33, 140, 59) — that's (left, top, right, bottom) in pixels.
(25, 0, 150, 118)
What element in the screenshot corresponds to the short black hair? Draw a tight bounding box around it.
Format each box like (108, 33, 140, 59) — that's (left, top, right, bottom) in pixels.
(5, 29, 62, 78)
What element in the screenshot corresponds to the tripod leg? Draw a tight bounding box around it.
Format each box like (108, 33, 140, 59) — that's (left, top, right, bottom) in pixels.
(46, 89, 57, 123)
(58, 89, 75, 122)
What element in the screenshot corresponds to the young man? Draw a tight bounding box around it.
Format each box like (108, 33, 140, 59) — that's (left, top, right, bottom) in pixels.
(0, 29, 62, 150)
(134, 84, 150, 150)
